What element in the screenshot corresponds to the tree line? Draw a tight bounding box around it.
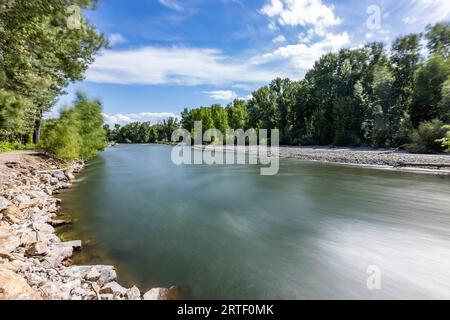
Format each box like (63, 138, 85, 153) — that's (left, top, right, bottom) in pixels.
(180, 23, 450, 153)
(104, 118, 180, 144)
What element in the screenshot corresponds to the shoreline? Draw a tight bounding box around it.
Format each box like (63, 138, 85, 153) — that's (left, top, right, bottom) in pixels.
(194, 145, 450, 175)
(0, 151, 175, 300)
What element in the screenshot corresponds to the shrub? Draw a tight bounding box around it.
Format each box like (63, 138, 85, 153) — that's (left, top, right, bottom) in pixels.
(39, 92, 106, 160)
(436, 125, 450, 152)
(0, 141, 35, 153)
(405, 120, 448, 153)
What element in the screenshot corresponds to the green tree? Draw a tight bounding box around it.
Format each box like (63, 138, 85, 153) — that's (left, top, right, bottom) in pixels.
(226, 99, 249, 130)
(40, 92, 106, 160)
(390, 34, 422, 130)
(0, 0, 106, 144)
(425, 23, 450, 58)
(410, 54, 450, 126)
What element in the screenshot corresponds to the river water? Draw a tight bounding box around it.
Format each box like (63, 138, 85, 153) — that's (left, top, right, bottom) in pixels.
(60, 144, 450, 299)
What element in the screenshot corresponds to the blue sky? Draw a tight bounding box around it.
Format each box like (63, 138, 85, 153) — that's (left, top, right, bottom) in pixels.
(56, 0, 450, 125)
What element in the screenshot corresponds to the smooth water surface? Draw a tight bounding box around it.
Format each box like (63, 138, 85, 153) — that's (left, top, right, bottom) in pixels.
(60, 144, 450, 299)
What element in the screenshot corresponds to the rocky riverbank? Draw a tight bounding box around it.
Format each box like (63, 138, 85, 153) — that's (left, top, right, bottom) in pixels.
(199, 145, 450, 173)
(0, 151, 176, 300)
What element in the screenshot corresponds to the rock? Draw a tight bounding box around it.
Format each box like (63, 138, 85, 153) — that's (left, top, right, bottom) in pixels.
(61, 240, 82, 250)
(65, 170, 76, 181)
(39, 281, 70, 300)
(26, 242, 48, 256)
(143, 285, 191, 300)
(19, 198, 41, 210)
(32, 221, 55, 234)
(85, 267, 101, 282)
(64, 265, 117, 287)
(0, 196, 11, 211)
(14, 194, 31, 205)
(126, 286, 141, 300)
(143, 288, 171, 300)
(71, 287, 95, 300)
(3, 205, 24, 222)
(49, 219, 71, 226)
(100, 293, 114, 300)
(40, 174, 52, 184)
(42, 244, 73, 268)
(0, 228, 20, 254)
(100, 281, 127, 296)
(52, 171, 68, 182)
(20, 230, 38, 246)
(28, 190, 48, 200)
(0, 265, 41, 300)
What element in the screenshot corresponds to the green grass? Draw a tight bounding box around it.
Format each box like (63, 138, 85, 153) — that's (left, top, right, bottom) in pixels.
(0, 141, 36, 153)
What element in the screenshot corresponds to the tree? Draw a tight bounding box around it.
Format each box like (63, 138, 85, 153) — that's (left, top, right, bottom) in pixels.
(0, 89, 30, 142)
(226, 99, 249, 130)
(40, 92, 106, 160)
(0, 0, 106, 144)
(425, 23, 450, 58)
(390, 34, 422, 130)
(410, 54, 450, 126)
(438, 78, 450, 122)
(210, 104, 229, 134)
(73, 92, 106, 158)
(40, 110, 82, 160)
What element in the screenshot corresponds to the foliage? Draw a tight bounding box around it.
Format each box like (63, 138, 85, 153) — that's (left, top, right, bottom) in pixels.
(39, 92, 106, 160)
(0, 141, 35, 153)
(110, 118, 180, 144)
(0, 0, 106, 144)
(405, 120, 448, 153)
(437, 125, 450, 152)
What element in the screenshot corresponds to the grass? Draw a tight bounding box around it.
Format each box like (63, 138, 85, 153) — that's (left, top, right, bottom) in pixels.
(0, 141, 36, 153)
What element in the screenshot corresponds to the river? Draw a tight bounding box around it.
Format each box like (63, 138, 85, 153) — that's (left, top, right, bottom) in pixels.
(59, 144, 450, 299)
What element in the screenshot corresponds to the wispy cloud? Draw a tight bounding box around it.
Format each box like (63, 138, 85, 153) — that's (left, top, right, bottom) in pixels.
(158, 0, 183, 12)
(102, 112, 179, 126)
(272, 35, 286, 43)
(400, 0, 450, 27)
(108, 33, 126, 46)
(203, 90, 238, 100)
(87, 47, 279, 86)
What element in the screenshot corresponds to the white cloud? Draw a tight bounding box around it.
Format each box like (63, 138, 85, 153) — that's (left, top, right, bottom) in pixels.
(87, 46, 279, 86)
(108, 34, 126, 46)
(204, 90, 238, 100)
(158, 0, 183, 12)
(260, 0, 342, 34)
(272, 35, 287, 43)
(238, 94, 253, 101)
(102, 112, 179, 126)
(251, 32, 350, 71)
(87, 30, 351, 87)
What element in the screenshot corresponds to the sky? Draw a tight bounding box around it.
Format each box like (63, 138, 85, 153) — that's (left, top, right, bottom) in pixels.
(55, 0, 450, 126)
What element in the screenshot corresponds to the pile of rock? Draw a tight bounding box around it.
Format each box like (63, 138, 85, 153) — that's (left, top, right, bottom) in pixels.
(0, 156, 173, 300)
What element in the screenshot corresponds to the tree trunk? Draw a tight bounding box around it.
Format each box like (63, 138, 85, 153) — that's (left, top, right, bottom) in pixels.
(33, 109, 43, 145)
